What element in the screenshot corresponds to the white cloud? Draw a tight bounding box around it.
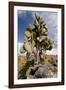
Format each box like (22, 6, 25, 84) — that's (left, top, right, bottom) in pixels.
(18, 42, 57, 56)
(18, 10, 27, 17)
(17, 42, 24, 56)
(32, 11, 57, 23)
(31, 11, 58, 48)
(18, 10, 26, 15)
(18, 42, 23, 50)
(46, 48, 57, 55)
(18, 11, 58, 55)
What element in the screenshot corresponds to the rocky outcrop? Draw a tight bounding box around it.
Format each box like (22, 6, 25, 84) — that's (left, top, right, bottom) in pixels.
(26, 60, 57, 79)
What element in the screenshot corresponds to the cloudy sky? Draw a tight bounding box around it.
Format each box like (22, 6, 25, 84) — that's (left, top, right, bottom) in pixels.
(18, 10, 58, 55)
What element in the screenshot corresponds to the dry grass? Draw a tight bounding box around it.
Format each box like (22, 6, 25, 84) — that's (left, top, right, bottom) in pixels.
(18, 55, 57, 79)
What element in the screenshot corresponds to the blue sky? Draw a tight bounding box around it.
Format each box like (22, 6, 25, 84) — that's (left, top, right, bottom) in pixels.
(18, 10, 58, 49)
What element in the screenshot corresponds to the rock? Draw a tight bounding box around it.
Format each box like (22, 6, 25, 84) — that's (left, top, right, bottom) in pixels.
(34, 61, 57, 78)
(25, 60, 57, 79)
(34, 67, 44, 78)
(30, 66, 39, 75)
(22, 75, 27, 79)
(27, 75, 35, 79)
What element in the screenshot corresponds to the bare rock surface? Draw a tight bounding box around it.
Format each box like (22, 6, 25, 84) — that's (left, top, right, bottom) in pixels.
(26, 60, 57, 79)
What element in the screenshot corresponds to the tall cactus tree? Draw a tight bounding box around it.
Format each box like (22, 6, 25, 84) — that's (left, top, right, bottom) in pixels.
(20, 14, 53, 64)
